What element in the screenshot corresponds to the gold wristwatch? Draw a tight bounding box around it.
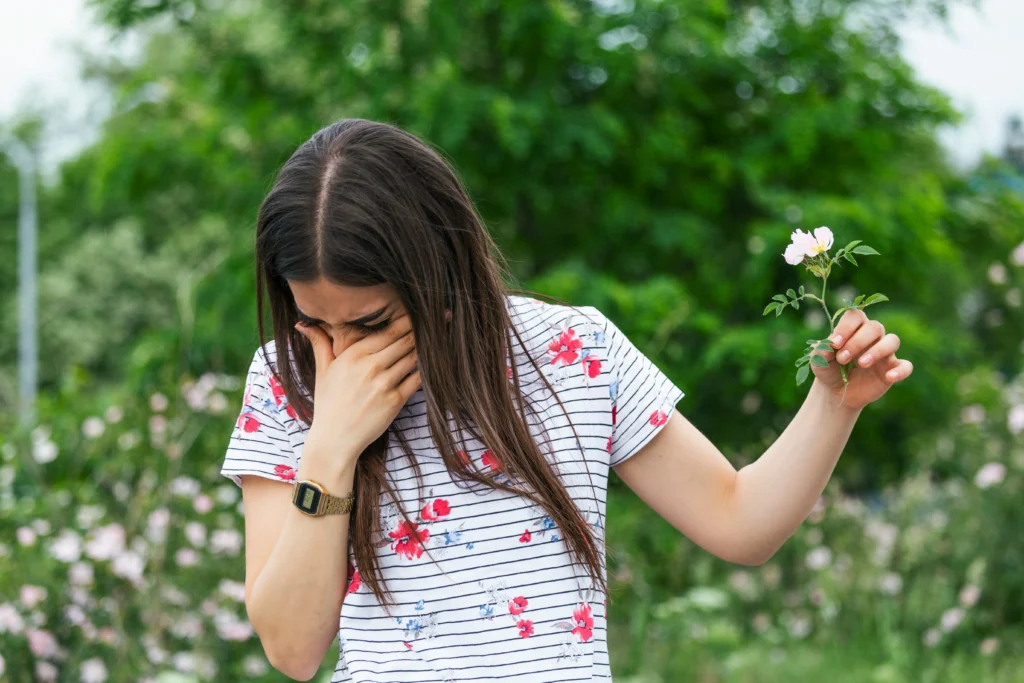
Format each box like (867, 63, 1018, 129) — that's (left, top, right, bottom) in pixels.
(292, 479, 355, 516)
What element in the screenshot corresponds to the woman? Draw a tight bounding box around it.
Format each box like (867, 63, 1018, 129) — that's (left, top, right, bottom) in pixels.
(221, 118, 913, 682)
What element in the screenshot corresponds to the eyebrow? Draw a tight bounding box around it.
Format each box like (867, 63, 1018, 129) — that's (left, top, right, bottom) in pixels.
(295, 304, 391, 328)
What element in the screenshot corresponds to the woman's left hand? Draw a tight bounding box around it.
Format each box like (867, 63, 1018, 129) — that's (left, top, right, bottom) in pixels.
(811, 308, 914, 411)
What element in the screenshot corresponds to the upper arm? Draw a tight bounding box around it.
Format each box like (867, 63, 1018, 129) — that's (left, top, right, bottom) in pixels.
(220, 346, 303, 607)
(239, 475, 295, 606)
(612, 408, 749, 564)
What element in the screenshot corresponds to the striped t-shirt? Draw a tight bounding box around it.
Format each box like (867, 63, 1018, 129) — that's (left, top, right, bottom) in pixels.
(221, 294, 685, 682)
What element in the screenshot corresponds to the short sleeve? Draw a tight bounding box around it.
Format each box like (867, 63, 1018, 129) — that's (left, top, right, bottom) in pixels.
(598, 309, 685, 467)
(220, 345, 300, 487)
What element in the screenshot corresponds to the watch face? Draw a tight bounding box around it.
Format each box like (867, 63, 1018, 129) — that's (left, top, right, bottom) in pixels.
(295, 482, 322, 513)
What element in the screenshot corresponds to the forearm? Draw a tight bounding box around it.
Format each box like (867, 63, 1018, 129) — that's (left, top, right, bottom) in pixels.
(730, 378, 862, 563)
(247, 457, 355, 679)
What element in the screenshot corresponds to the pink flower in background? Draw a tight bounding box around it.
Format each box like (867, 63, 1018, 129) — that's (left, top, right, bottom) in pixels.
(19, 585, 47, 609)
(69, 562, 94, 586)
(940, 607, 965, 632)
(85, 524, 126, 561)
(784, 226, 834, 265)
(1009, 404, 1024, 435)
(193, 494, 214, 514)
(0, 603, 26, 634)
(80, 657, 108, 683)
(975, 462, 1006, 489)
(16, 527, 36, 546)
(35, 661, 58, 682)
(959, 585, 981, 608)
(26, 628, 58, 658)
(980, 637, 1000, 656)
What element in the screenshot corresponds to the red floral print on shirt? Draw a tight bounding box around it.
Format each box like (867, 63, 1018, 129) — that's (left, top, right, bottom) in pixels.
(421, 499, 452, 522)
(237, 413, 261, 433)
(572, 602, 594, 642)
(346, 567, 361, 595)
(581, 354, 602, 378)
(649, 410, 668, 427)
(267, 373, 286, 405)
(548, 328, 583, 367)
(611, 404, 617, 426)
(519, 529, 532, 543)
(508, 596, 528, 616)
(274, 464, 296, 480)
(606, 435, 612, 453)
(390, 520, 430, 560)
(517, 619, 534, 638)
(481, 450, 501, 472)
(457, 450, 470, 466)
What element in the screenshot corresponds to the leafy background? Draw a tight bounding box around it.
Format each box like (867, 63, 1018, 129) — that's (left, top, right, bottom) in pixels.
(2, 0, 1024, 681)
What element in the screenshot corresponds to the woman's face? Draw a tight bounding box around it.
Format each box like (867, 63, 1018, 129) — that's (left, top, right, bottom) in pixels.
(288, 278, 407, 358)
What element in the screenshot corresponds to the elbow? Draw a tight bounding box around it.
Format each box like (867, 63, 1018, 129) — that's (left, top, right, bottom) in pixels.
(265, 647, 321, 682)
(248, 609, 325, 681)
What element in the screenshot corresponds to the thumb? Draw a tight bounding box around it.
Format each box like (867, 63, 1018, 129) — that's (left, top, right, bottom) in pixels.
(294, 322, 335, 376)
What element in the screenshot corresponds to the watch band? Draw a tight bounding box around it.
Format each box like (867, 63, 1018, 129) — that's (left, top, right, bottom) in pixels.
(320, 489, 355, 515)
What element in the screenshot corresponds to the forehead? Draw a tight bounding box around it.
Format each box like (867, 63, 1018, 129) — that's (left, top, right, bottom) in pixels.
(287, 279, 398, 323)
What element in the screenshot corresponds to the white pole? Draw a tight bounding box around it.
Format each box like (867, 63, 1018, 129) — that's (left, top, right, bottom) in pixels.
(2, 136, 38, 428)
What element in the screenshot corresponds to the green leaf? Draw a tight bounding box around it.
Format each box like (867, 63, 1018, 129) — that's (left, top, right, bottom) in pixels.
(773, 294, 788, 303)
(776, 306, 784, 317)
(854, 294, 865, 307)
(796, 363, 811, 386)
(844, 240, 862, 252)
(798, 285, 805, 296)
(815, 341, 834, 351)
(796, 355, 810, 366)
(844, 253, 858, 266)
(862, 293, 890, 306)
(763, 302, 780, 316)
(810, 354, 830, 368)
(787, 288, 797, 300)
(791, 299, 799, 310)
(852, 245, 880, 256)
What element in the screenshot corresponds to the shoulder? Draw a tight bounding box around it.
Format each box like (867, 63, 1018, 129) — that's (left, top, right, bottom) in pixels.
(506, 294, 610, 337)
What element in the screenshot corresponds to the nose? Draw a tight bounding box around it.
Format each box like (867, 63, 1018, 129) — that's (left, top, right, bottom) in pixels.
(331, 332, 355, 359)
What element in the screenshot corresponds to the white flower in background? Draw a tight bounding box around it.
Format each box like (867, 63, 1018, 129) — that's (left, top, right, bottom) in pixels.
(170, 614, 204, 640)
(85, 524, 126, 561)
(940, 607, 965, 632)
(82, 417, 105, 439)
(148, 415, 168, 435)
(960, 404, 985, 425)
(103, 405, 123, 423)
(175, 548, 199, 567)
(214, 608, 254, 641)
(216, 485, 239, 506)
(975, 462, 1006, 489)
(48, 530, 82, 563)
(32, 437, 58, 464)
(76, 505, 105, 529)
(20, 585, 47, 609)
(0, 603, 25, 634)
(35, 661, 58, 681)
(16, 527, 36, 546)
(159, 585, 189, 606)
(165, 442, 183, 460)
(980, 637, 1000, 656)
(208, 392, 229, 414)
(193, 494, 214, 515)
(98, 627, 118, 646)
(210, 529, 243, 556)
(69, 562, 94, 586)
(26, 627, 58, 658)
(200, 598, 217, 616)
(959, 584, 981, 608)
(147, 507, 171, 543)
(111, 550, 145, 586)
(80, 657, 108, 683)
(64, 604, 87, 626)
(170, 476, 200, 498)
(805, 528, 823, 546)
(786, 614, 812, 639)
(878, 572, 903, 596)
(29, 610, 46, 627)
(923, 628, 941, 648)
(242, 654, 269, 676)
(987, 262, 1008, 285)
(32, 519, 51, 535)
(805, 546, 833, 570)
(149, 393, 169, 412)
(219, 579, 247, 603)
(1008, 404, 1024, 435)
(117, 431, 140, 451)
(1011, 241, 1024, 266)
(185, 522, 207, 548)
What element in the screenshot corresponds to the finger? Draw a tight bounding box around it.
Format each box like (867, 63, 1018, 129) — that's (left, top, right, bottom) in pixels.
(834, 318, 885, 365)
(855, 333, 900, 369)
(373, 328, 417, 370)
(396, 367, 422, 402)
(828, 308, 869, 350)
(383, 347, 418, 386)
(295, 322, 335, 376)
(352, 311, 413, 356)
(882, 358, 913, 383)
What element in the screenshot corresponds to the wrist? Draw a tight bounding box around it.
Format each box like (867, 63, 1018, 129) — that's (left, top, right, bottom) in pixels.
(810, 378, 863, 419)
(296, 443, 359, 493)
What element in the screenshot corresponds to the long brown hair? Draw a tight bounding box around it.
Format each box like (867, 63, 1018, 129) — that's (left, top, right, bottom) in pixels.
(254, 118, 606, 605)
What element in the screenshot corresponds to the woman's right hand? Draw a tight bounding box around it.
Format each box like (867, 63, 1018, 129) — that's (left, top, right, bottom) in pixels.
(294, 312, 421, 473)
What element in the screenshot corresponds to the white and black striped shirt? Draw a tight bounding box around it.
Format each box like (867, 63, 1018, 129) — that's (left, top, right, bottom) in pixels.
(222, 295, 685, 682)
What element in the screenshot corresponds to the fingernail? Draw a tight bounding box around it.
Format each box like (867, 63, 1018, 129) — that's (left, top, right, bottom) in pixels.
(838, 350, 850, 362)
(831, 335, 843, 346)
(860, 354, 873, 366)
